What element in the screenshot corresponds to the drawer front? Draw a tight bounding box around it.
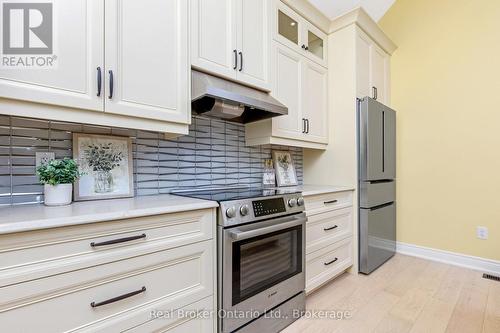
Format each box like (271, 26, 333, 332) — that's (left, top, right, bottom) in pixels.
(359, 181, 395, 208)
(304, 191, 353, 214)
(123, 296, 214, 333)
(306, 207, 352, 254)
(0, 209, 214, 286)
(306, 238, 353, 293)
(0, 241, 214, 333)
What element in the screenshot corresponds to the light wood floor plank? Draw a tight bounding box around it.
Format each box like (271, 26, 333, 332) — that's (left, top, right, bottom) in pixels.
(483, 280, 500, 333)
(445, 271, 489, 333)
(282, 255, 498, 333)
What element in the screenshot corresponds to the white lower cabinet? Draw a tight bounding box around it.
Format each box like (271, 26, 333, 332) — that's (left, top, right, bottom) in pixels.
(124, 296, 214, 333)
(304, 191, 354, 293)
(0, 208, 217, 333)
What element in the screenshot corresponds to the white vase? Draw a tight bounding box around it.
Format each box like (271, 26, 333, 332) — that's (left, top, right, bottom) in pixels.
(44, 184, 73, 206)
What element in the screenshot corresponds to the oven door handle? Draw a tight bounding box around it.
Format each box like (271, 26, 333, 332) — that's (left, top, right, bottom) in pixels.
(229, 216, 306, 241)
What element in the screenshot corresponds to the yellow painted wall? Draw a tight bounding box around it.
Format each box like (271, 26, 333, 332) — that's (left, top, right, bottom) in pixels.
(379, 0, 500, 260)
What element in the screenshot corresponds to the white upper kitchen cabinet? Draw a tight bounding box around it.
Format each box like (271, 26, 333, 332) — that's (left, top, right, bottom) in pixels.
(274, 1, 327, 68)
(0, 0, 104, 111)
(246, 42, 328, 150)
(104, 0, 190, 124)
(356, 28, 390, 105)
(302, 59, 328, 142)
(271, 44, 303, 140)
(190, 0, 237, 80)
(190, 0, 271, 91)
(0, 0, 190, 134)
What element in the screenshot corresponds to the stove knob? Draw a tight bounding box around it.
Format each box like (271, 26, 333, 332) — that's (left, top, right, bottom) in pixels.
(226, 206, 237, 218)
(288, 198, 297, 207)
(240, 204, 250, 216)
(297, 197, 305, 206)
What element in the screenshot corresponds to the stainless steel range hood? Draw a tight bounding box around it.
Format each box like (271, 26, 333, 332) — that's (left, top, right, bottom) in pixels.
(191, 70, 287, 123)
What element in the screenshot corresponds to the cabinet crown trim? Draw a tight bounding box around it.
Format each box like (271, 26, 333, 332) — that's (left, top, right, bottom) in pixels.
(328, 7, 397, 55)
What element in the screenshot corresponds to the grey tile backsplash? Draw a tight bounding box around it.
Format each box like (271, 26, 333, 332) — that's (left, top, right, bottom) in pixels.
(0, 115, 303, 206)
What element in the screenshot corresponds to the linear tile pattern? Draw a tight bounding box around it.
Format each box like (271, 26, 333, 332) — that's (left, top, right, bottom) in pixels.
(0, 115, 303, 206)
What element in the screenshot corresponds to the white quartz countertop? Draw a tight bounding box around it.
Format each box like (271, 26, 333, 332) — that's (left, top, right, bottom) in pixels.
(288, 184, 355, 196)
(0, 194, 218, 235)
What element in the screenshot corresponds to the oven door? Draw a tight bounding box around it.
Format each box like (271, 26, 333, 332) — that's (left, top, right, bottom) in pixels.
(220, 213, 306, 333)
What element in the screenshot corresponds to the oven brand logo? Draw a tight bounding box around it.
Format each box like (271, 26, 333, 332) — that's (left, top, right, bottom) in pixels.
(1, 1, 57, 68)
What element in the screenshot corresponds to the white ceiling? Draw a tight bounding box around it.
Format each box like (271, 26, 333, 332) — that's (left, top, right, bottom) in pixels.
(308, 0, 396, 22)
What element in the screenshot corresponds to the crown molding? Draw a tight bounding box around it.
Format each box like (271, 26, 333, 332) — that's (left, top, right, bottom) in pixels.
(328, 7, 397, 54)
(281, 0, 331, 33)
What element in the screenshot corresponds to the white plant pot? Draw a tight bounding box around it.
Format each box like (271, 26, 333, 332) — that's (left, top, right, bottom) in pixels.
(44, 184, 73, 206)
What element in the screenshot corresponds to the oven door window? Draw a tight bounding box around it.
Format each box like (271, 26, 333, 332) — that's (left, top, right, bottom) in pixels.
(232, 225, 302, 306)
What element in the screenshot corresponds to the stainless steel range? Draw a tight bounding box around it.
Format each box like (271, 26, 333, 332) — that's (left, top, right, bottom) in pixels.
(174, 187, 306, 333)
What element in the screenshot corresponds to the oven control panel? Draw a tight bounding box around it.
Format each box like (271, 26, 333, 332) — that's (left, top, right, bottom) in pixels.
(252, 198, 286, 217)
(219, 193, 305, 227)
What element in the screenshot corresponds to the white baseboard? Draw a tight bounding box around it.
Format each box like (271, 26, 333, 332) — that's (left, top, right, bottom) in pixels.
(396, 241, 500, 275)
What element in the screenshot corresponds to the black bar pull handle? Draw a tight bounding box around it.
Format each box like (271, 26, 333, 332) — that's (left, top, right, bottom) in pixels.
(90, 286, 146, 308)
(96, 67, 102, 97)
(324, 258, 339, 266)
(239, 51, 243, 71)
(324, 199, 338, 205)
(305, 119, 309, 134)
(302, 118, 306, 133)
(108, 70, 114, 99)
(90, 233, 146, 248)
(324, 225, 338, 231)
(233, 50, 238, 70)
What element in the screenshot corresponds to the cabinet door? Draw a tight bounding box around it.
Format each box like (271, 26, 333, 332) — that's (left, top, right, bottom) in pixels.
(303, 22, 327, 67)
(271, 44, 303, 139)
(274, 1, 303, 52)
(302, 59, 328, 143)
(191, 0, 237, 79)
(235, 0, 270, 90)
(104, 0, 190, 123)
(370, 43, 389, 105)
(356, 31, 372, 99)
(0, 0, 103, 111)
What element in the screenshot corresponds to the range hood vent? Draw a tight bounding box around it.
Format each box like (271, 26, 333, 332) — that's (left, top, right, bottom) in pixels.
(191, 70, 287, 123)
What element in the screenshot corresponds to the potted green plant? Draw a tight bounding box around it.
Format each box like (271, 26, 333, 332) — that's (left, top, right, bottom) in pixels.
(37, 158, 82, 206)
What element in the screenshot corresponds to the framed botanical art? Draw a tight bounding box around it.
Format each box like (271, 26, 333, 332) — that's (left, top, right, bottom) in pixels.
(73, 133, 134, 201)
(272, 150, 298, 187)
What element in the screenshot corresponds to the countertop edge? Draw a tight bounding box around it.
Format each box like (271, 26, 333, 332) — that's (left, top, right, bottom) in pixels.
(0, 196, 219, 235)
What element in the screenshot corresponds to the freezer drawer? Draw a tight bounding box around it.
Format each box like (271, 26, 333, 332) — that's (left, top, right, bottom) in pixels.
(359, 97, 396, 181)
(359, 181, 395, 208)
(359, 203, 396, 274)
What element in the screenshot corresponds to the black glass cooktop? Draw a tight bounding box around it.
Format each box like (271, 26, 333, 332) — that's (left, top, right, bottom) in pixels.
(172, 187, 301, 202)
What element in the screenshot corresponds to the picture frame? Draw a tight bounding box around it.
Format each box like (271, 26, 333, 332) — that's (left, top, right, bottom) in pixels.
(73, 133, 134, 201)
(272, 150, 298, 187)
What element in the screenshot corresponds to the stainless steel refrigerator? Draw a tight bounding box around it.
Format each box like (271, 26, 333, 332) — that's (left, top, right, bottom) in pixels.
(358, 97, 396, 274)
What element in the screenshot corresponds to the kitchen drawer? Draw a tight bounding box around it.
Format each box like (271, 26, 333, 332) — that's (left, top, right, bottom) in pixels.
(306, 207, 352, 254)
(123, 296, 214, 333)
(0, 209, 214, 286)
(306, 238, 353, 294)
(304, 191, 353, 214)
(359, 181, 395, 208)
(0, 241, 214, 333)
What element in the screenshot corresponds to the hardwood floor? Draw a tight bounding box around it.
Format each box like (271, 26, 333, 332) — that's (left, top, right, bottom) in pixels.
(283, 254, 500, 333)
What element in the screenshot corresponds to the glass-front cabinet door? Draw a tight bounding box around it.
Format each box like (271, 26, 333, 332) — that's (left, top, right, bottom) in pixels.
(303, 22, 327, 67)
(275, 1, 328, 67)
(275, 1, 303, 50)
